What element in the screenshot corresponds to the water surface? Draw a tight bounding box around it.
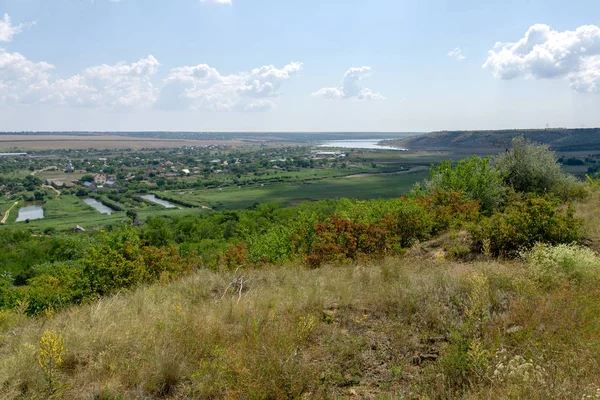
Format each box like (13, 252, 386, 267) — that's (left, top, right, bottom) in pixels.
(142, 194, 178, 209)
(318, 139, 406, 150)
(83, 198, 113, 215)
(16, 206, 44, 222)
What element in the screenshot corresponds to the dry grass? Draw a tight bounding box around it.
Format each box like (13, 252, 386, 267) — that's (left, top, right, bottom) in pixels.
(2, 251, 600, 399)
(575, 188, 600, 252)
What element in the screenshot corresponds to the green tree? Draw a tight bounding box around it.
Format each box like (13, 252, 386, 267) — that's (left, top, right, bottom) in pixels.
(419, 155, 506, 213)
(495, 137, 564, 195)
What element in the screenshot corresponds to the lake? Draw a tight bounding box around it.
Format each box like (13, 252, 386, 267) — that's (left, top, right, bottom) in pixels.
(142, 194, 178, 208)
(318, 139, 406, 150)
(16, 206, 44, 222)
(83, 198, 113, 215)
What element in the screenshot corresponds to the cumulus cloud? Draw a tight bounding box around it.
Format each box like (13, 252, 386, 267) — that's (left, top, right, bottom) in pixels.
(0, 50, 160, 108)
(0, 14, 35, 42)
(483, 24, 600, 93)
(158, 62, 303, 111)
(447, 47, 465, 61)
(313, 67, 384, 100)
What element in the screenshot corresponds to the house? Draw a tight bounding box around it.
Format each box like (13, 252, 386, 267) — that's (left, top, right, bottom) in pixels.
(46, 178, 75, 188)
(72, 225, 86, 233)
(105, 180, 120, 189)
(93, 174, 107, 185)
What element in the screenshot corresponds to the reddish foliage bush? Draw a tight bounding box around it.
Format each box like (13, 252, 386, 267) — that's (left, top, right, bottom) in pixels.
(221, 242, 250, 270)
(418, 190, 481, 233)
(306, 215, 390, 268)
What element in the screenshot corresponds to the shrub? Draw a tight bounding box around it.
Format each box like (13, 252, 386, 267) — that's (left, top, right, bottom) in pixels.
(495, 137, 585, 201)
(421, 156, 507, 213)
(221, 242, 250, 270)
(417, 190, 481, 233)
(306, 215, 390, 268)
(472, 195, 582, 257)
(524, 243, 600, 285)
(550, 174, 588, 201)
(379, 198, 436, 247)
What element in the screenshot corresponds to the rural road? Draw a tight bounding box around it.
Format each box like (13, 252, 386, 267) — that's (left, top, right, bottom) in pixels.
(42, 184, 61, 197)
(1, 201, 18, 224)
(30, 166, 58, 176)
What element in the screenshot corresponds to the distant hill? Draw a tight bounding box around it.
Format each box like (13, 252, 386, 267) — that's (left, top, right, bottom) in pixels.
(386, 128, 600, 152)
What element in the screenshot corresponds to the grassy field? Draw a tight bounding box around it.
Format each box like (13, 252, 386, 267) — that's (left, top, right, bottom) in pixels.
(160, 168, 430, 210)
(0, 169, 429, 231)
(3, 200, 208, 232)
(4, 250, 600, 398)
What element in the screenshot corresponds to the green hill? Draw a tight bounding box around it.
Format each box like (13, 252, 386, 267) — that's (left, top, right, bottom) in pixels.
(387, 128, 600, 152)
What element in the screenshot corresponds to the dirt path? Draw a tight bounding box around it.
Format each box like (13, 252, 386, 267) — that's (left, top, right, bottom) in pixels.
(30, 166, 58, 176)
(42, 184, 61, 197)
(1, 202, 18, 224)
(344, 165, 429, 178)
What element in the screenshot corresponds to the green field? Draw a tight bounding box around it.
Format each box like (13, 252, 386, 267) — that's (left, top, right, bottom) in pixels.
(0, 169, 429, 231)
(159, 168, 429, 210)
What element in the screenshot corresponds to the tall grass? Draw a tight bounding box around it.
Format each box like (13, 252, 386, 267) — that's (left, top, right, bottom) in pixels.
(2, 252, 600, 398)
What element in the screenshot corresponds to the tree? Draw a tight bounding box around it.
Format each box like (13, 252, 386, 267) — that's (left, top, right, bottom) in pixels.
(419, 155, 507, 213)
(495, 137, 567, 195)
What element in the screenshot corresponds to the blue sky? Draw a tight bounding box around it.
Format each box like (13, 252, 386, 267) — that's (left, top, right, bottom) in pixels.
(1, 0, 600, 131)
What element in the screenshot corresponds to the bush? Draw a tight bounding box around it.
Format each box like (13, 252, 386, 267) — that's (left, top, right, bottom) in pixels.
(417, 190, 481, 233)
(472, 195, 582, 257)
(306, 215, 390, 268)
(524, 243, 600, 285)
(495, 137, 582, 200)
(420, 156, 507, 213)
(550, 174, 588, 202)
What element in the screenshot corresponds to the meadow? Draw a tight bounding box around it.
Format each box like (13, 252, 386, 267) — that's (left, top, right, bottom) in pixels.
(160, 168, 430, 210)
(0, 168, 429, 232)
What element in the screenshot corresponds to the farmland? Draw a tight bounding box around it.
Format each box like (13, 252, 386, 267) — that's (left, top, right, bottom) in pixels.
(0, 134, 439, 232)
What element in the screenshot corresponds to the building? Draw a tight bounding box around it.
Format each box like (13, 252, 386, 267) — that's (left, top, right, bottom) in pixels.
(311, 151, 346, 159)
(93, 174, 107, 185)
(46, 178, 75, 188)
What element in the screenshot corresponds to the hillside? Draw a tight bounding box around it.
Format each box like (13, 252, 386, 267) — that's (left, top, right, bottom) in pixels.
(2, 143, 600, 399)
(386, 128, 600, 152)
(1, 189, 599, 398)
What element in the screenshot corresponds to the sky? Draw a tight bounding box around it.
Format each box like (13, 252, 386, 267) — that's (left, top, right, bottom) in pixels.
(1, 0, 600, 132)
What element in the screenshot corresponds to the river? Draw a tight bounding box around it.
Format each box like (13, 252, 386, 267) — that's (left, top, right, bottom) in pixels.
(318, 139, 406, 150)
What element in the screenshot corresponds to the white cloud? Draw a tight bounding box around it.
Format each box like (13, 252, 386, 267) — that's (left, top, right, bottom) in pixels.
(447, 47, 465, 61)
(483, 24, 600, 93)
(159, 62, 302, 111)
(0, 14, 35, 42)
(0, 50, 160, 108)
(313, 67, 385, 100)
